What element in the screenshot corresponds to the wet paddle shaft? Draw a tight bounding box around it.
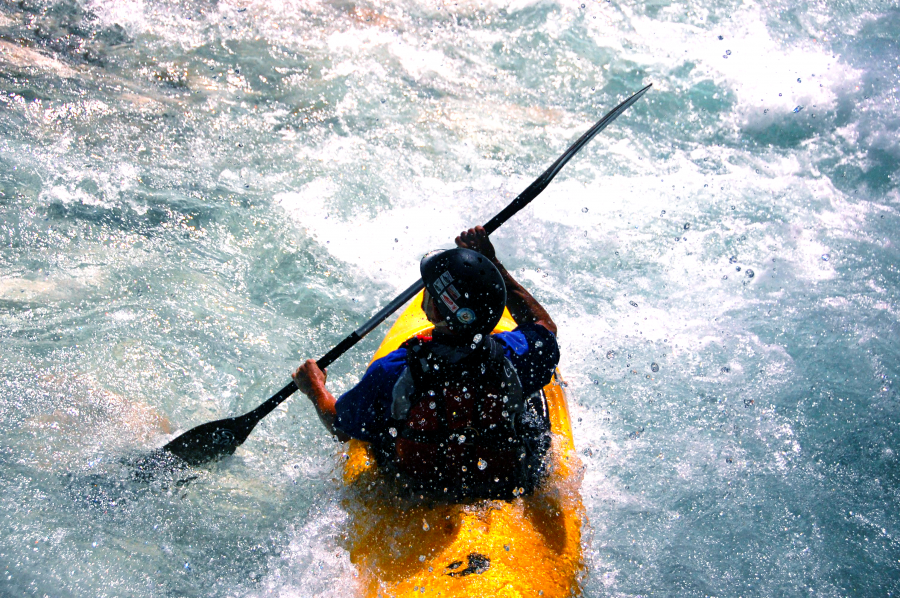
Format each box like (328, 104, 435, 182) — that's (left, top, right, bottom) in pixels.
(163, 84, 652, 465)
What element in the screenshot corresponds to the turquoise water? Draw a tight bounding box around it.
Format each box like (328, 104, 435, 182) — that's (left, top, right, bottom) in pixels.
(1, 0, 898, 595)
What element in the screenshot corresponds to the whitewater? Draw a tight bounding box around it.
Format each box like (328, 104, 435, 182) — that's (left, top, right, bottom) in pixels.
(1, 0, 898, 595)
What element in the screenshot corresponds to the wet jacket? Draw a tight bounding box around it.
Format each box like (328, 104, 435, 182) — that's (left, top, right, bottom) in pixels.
(334, 323, 559, 498)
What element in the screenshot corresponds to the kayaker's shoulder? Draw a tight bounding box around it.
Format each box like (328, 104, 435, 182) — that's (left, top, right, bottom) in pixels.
(493, 322, 558, 352)
(367, 345, 409, 373)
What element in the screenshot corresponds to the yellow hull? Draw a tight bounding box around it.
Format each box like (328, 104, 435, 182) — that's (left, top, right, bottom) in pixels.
(341, 291, 584, 597)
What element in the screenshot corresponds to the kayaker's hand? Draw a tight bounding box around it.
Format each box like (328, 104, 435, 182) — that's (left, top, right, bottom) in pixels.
(457, 225, 558, 335)
(455, 226, 497, 262)
(292, 359, 327, 397)
(292, 360, 348, 442)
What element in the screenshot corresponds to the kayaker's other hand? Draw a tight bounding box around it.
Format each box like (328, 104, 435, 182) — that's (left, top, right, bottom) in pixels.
(292, 359, 327, 397)
(455, 226, 496, 261)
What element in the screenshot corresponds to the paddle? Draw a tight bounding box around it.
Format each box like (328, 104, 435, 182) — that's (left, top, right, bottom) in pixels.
(161, 83, 652, 466)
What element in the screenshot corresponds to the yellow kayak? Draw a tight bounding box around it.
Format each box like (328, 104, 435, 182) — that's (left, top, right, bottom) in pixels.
(340, 291, 585, 597)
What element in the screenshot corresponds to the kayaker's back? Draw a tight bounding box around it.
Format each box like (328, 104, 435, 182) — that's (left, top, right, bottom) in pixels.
(339, 292, 585, 597)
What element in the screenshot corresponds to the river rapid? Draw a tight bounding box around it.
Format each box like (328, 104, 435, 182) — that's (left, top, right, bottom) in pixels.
(1, 0, 898, 596)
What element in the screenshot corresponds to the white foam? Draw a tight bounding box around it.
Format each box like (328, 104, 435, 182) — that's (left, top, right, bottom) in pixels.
(277, 175, 508, 291)
(583, 2, 861, 129)
(254, 500, 357, 598)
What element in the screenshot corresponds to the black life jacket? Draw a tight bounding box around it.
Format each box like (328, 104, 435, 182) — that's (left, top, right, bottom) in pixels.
(378, 333, 544, 499)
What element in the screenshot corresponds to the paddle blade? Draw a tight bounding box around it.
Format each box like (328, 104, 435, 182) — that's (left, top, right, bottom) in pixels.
(158, 381, 298, 467)
(483, 83, 652, 234)
(162, 416, 249, 466)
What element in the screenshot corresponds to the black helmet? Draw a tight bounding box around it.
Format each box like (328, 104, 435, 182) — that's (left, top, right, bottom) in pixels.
(420, 247, 506, 336)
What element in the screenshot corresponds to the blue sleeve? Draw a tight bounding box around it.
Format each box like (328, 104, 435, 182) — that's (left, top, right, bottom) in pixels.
(333, 348, 407, 442)
(493, 323, 560, 396)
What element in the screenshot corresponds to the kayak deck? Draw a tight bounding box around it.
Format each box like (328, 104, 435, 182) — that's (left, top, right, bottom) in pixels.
(340, 291, 584, 597)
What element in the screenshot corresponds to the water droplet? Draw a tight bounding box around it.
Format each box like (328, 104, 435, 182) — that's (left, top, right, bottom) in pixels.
(721, 366, 730, 373)
(429, 401, 436, 409)
(461, 465, 467, 472)
(718, 35, 724, 40)
(726, 50, 732, 55)
(419, 555, 426, 562)
(606, 350, 615, 359)
(629, 300, 638, 307)
(651, 362, 659, 373)
(389, 427, 398, 437)
(477, 458, 488, 470)
(793, 105, 804, 113)
(422, 521, 430, 531)
(502, 410, 509, 418)
(797, 78, 801, 83)
(458, 435, 466, 443)
(683, 223, 691, 230)
(729, 256, 737, 263)
(745, 269, 755, 278)
(534, 340, 543, 347)
(822, 254, 829, 261)
(736, 266, 741, 272)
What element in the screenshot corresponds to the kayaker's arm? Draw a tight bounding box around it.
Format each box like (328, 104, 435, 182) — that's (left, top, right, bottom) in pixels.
(494, 260, 558, 335)
(455, 226, 557, 335)
(292, 360, 351, 442)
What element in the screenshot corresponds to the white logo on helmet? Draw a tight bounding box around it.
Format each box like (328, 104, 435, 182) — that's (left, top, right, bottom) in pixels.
(456, 308, 477, 324)
(433, 270, 454, 294)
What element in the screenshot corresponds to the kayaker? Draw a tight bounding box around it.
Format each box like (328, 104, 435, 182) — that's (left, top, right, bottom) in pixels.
(292, 226, 560, 499)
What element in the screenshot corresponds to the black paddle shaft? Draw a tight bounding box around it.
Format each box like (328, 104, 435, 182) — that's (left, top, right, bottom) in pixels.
(162, 83, 652, 466)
